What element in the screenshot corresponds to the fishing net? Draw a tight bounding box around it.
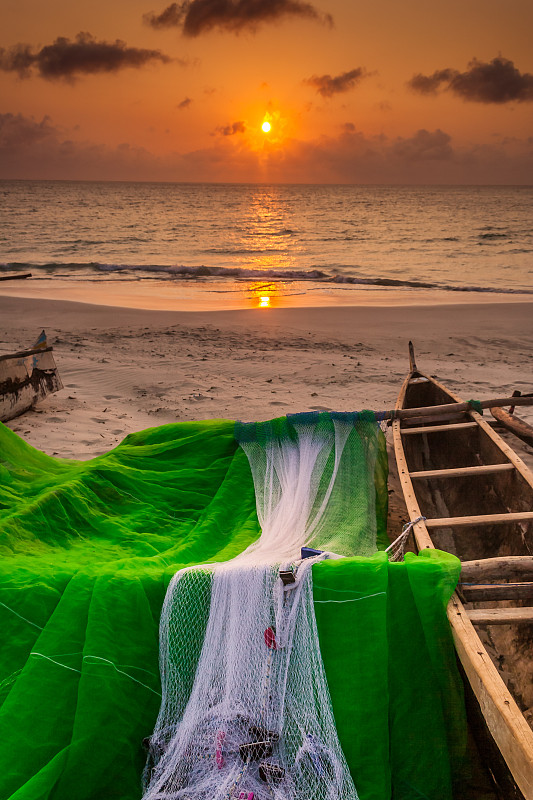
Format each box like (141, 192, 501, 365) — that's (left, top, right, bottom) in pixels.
(0, 417, 478, 800)
(143, 413, 384, 800)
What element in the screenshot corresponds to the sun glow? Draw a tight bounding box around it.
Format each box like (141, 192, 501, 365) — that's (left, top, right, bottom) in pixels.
(261, 121, 271, 133)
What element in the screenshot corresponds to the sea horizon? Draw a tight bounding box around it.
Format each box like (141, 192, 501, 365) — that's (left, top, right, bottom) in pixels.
(2, 181, 532, 310)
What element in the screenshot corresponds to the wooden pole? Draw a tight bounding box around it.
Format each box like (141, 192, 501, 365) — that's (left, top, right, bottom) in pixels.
(461, 556, 533, 582)
(0, 273, 32, 281)
(385, 394, 533, 422)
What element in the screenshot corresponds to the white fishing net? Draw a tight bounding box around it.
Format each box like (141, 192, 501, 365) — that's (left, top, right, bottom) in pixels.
(143, 413, 382, 800)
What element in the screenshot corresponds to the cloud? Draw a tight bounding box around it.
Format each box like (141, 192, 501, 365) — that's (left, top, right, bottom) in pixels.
(2, 112, 532, 184)
(0, 32, 171, 80)
(303, 68, 367, 98)
(408, 57, 533, 103)
(215, 120, 246, 135)
(392, 128, 452, 161)
(144, 0, 333, 36)
(178, 97, 192, 108)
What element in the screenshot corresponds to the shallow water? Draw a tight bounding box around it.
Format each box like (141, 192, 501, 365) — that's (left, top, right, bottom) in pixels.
(1, 182, 532, 302)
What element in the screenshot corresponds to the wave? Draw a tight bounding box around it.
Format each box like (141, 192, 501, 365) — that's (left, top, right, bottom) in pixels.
(1, 261, 532, 295)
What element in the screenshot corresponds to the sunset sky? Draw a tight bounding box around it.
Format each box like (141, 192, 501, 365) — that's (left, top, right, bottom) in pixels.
(1, 0, 532, 183)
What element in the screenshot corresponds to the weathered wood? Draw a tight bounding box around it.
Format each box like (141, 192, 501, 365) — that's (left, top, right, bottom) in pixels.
(402, 411, 469, 430)
(410, 463, 514, 480)
(0, 338, 63, 422)
(408, 340, 417, 372)
(401, 421, 478, 435)
(426, 511, 533, 528)
(467, 607, 533, 625)
(391, 418, 434, 550)
(460, 583, 533, 602)
(491, 407, 533, 448)
(394, 346, 533, 796)
(461, 557, 533, 582)
(395, 394, 533, 420)
(0, 272, 31, 281)
(447, 594, 533, 797)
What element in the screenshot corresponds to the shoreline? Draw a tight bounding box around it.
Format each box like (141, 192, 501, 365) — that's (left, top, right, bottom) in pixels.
(1, 277, 533, 312)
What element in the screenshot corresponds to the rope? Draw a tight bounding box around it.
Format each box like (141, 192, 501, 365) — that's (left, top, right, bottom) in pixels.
(385, 516, 426, 555)
(467, 399, 483, 415)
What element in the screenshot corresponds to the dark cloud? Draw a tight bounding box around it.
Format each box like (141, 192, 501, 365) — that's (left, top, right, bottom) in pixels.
(178, 96, 192, 108)
(215, 120, 246, 135)
(304, 68, 366, 98)
(2, 112, 532, 184)
(408, 57, 533, 103)
(0, 32, 171, 80)
(392, 129, 453, 161)
(144, 0, 332, 36)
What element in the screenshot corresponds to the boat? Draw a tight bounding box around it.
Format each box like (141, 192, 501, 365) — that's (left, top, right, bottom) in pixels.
(392, 342, 533, 799)
(0, 331, 63, 422)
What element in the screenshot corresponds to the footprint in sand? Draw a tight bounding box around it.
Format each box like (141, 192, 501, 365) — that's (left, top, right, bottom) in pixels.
(309, 405, 332, 411)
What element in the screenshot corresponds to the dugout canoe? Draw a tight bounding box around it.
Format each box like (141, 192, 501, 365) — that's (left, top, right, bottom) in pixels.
(0, 331, 63, 422)
(392, 342, 533, 799)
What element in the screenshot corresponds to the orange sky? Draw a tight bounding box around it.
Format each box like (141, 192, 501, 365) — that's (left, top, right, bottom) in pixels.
(1, 0, 532, 182)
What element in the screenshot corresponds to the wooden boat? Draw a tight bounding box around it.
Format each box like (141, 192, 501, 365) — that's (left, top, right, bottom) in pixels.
(0, 331, 63, 422)
(392, 343, 533, 799)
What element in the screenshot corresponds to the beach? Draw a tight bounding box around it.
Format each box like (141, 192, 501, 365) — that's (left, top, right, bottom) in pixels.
(2, 291, 532, 539)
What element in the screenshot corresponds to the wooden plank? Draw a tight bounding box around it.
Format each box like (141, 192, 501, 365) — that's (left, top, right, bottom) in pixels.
(467, 607, 533, 625)
(426, 511, 533, 528)
(401, 412, 469, 426)
(447, 594, 533, 797)
(461, 556, 533, 582)
(460, 583, 533, 602)
(465, 409, 533, 493)
(391, 417, 434, 550)
(401, 421, 478, 435)
(491, 407, 533, 448)
(410, 463, 514, 480)
(0, 346, 53, 363)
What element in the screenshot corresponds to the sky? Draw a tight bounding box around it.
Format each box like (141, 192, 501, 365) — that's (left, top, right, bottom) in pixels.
(1, 0, 532, 183)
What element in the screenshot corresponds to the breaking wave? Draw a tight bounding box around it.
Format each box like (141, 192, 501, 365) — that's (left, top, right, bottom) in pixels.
(2, 261, 533, 294)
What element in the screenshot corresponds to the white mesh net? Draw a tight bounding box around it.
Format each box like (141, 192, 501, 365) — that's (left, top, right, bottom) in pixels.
(143, 413, 382, 800)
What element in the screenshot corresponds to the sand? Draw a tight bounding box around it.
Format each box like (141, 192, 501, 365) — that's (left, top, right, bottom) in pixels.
(1, 292, 533, 540)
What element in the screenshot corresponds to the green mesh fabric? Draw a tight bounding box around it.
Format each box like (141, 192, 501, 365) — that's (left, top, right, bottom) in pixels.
(0, 419, 468, 800)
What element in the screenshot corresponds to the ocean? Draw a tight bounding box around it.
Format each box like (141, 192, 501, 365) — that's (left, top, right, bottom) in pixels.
(1, 181, 532, 307)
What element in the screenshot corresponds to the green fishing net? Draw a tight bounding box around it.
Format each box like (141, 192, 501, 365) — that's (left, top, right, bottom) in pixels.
(0, 417, 470, 800)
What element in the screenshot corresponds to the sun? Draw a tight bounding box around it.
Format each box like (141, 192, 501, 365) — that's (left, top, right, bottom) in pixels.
(261, 121, 271, 133)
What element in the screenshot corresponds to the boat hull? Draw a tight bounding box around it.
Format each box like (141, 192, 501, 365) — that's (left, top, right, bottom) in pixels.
(0, 346, 63, 422)
(393, 359, 533, 799)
